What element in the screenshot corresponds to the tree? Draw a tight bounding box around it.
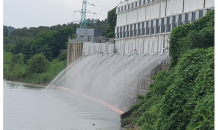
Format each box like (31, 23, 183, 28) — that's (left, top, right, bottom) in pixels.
(38, 44, 52, 61)
(107, 8, 117, 29)
(27, 54, 50, 73)
(3, 27, 9, 37)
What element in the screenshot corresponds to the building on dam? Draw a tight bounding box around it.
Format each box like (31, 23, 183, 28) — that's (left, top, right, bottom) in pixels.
(114, 0, 214, 54)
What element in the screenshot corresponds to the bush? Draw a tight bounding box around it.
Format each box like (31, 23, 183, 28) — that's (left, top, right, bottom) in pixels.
(169, 10, 214, 70)
(123, 10, 214, 130)
(27, 54, 50, 73)
(156, 47, 214, 130)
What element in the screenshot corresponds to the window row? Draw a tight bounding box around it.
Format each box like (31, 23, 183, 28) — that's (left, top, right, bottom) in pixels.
(118, 0, 155, 13)
(115, 9, 211, 39)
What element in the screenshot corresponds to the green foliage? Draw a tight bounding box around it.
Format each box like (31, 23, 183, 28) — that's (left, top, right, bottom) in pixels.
(3, 51, 67, 84)
(101, 8, 117, 38)
(58, 51, 67, 62)
(103, 27, 115, 38)
(3, 25, 16, 34)
(126, 47, 214, 130)
(27, 54, 50, 73)
(156, 48, 214, 130)
(124, 10, 214, 130)
(107, 8, 117, 29)
(169, 10, 214, 70)
(3, 26, 9, 37)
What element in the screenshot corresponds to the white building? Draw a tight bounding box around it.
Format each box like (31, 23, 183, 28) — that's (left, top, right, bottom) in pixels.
(115, 0, 214, 54)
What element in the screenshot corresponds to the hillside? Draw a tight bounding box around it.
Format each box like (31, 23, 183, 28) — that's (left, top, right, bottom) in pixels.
(122, 9, 214, 130)
(3, 25, 16, 33)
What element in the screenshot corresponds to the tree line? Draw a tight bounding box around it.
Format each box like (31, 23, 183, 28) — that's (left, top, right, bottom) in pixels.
(3, 8, 117, 84)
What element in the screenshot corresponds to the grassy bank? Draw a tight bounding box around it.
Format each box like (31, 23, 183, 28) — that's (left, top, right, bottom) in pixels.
(3, 51, 67, 85)
(122, 10, 214, 130)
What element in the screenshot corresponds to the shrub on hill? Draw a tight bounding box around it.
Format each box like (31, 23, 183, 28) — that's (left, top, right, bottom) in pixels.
(169, 10, 214, 70)
(123, 9, 214, 130)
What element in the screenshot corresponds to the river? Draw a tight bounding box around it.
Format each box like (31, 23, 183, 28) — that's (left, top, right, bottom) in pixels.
(3, 81, 122, 130)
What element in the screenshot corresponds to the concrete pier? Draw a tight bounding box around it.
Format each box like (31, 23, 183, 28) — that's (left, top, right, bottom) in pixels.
(67, 43, 83, 66)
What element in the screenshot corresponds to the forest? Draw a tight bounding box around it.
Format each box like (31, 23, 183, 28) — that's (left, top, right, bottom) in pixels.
(121, 9, 214, 130)
(3, 8, 116, 85)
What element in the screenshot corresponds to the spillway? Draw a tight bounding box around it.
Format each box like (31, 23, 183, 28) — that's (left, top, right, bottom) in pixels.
(47, 53, 169, 112)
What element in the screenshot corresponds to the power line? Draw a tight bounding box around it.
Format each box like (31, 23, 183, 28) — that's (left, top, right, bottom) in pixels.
(94, 1, 119, 14)
(93, 0, 104, 4)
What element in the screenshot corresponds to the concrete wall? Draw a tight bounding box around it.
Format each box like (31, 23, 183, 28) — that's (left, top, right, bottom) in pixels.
(83, 42, 115, 55)
(136, 63, 169, 94)
(67, 43, 83, 66)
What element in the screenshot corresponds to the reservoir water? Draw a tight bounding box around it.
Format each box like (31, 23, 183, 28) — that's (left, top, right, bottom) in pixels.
(3, 81, 121, 130)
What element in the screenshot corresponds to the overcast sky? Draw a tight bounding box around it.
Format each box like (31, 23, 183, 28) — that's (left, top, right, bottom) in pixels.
(3, 0, 121, 29)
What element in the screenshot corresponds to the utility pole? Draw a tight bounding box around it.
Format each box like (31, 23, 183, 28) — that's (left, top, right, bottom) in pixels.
(74, 0, 96, 28)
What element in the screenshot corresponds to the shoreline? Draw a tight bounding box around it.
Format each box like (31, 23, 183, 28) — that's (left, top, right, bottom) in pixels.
(4, 79, 47, 87)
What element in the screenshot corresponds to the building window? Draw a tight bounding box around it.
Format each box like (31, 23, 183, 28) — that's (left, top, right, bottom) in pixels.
(185, 13, 189, 24)
(118, 7, 120, 12)
(168, 17, 173, 32)
(119, 27, 122, 38)
(130, 25, 133, 37)
(123, 26, 125, 38)
(135, 2, 137, 7)
(132, 24, 134, 37)
(195, 11, 200, 20)
(181, 14, 185, 25)
(166, 17, 170, 32)
(126, 26, 128, 37)
(136, 23, 139, 36)
(128, 25, 131, 37)
(163, 17, 167, 32)
(128, 4, 130, 9)
(174, 15, 179, 27)
(153, 19, 157, 34)
(203, 9, 207, 17)
(148, 21, 152, 34)
(125, 26, 127, 38)
(147, 0, 150, 4)
(143, 0, 146, 4)
(199, 10, 203, 18)
(123, 26, 126, 38)
(139, 0, 141, 6)
(192, 12, 195, 23)
(132, 3, 134, 8)
(139, 23, 143, 35)
(144, 21, 148, 35)
(117, 27, 119, 38)
(188, 12, 192, 24)
(158, 18, 162, 33)
(115, 27, 117, 38)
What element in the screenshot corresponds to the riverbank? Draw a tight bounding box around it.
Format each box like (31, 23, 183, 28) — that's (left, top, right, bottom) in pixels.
(3, 52, 67, 85)
(4, 80, 47, 88)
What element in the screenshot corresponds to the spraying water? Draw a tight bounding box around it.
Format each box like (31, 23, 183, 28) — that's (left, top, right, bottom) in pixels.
(47, 49, 169, 112)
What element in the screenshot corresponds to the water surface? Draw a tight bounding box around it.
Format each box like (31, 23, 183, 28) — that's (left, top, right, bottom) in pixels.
(3, 81, 121, 130)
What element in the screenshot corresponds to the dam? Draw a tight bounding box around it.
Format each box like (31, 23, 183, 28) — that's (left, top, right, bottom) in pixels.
(48, 0, 214, 113)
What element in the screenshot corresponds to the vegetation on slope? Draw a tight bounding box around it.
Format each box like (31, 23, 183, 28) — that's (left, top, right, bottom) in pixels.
(3, 8, 117, 85)
(122, 10, 214, 130)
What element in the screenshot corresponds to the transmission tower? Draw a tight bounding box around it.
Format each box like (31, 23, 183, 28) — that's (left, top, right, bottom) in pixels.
(74, 0, 96, 28)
